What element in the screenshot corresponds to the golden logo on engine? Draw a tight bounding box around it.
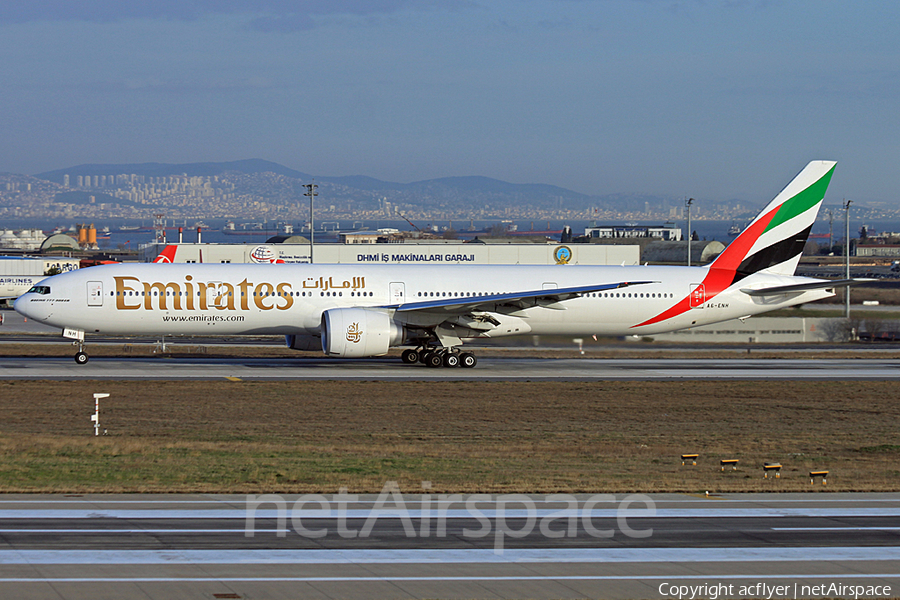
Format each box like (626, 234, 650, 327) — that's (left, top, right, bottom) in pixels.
(346, 322, 362, 343)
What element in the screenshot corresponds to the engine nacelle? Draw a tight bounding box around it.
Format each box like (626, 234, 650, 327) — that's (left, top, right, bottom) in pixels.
(321, 308, 404, 358)
(284, 334, 321, 351)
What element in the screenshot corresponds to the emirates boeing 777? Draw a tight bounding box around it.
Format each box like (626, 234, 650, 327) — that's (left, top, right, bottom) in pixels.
(16, 161, 853, 367)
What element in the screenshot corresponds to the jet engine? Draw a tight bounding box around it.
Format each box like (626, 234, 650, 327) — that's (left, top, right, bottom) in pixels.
(284, 334, 321, 351)
(320, 308, 404, 358)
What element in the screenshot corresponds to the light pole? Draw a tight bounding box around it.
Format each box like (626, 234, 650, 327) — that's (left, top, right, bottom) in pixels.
(304, 183, 318, 264)
(844, 199, 852, 318)
(685, 198, 694, 266)
(826, 209, 834, 253)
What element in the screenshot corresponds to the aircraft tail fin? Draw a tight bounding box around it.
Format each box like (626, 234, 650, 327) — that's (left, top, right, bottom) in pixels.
(152, 245, 178, 263)
(709, 160, 836, 281)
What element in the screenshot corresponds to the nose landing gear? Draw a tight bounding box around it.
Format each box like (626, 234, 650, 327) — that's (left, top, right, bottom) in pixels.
(73, 341, 89, 365)
(63, 329, 89, 365)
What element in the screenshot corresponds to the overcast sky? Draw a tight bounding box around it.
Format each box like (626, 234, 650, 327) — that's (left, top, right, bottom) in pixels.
(1, 1, 897, 204)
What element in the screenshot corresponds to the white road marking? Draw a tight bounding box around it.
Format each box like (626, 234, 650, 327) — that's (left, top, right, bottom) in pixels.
(1, 508, 899, 519)
(0, 497, 896, 504)
(2, 547, 900, 564)
(0, 529, 290, 533)
(772, 527, 900, 531)
(1, 574, 899, 583)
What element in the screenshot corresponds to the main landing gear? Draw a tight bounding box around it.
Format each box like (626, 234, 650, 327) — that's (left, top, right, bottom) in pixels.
(401, 347, 477, 369)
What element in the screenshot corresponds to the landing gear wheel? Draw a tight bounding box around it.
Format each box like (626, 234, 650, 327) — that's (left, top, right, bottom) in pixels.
(401, 349, 419, 364)
(74, 351, 89, 365)
(425, 353, 443, 368)
(442, 353, 460, 368)
(459, 352, 477, 368)
(418, 350, 431, 364)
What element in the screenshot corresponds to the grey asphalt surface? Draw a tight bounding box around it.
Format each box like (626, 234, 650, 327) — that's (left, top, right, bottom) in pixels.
(0, 493, 897, 599)
(2, 355, 900, 381)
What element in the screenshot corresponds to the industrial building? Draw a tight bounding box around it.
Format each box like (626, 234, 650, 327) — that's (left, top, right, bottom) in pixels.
(139, 241, 641, 266)
(583, 224, 682, 241)
(0, 229, 46, 251)
(0, 256, 80, 301)
(642, 240, 725, 264)
(855, 243, 900, 258)
(648, 316, 832, 343)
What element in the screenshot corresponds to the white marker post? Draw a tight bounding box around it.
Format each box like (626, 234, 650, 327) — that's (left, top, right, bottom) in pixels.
(573, 338, 584, 355)
(92, 393, 109, 436)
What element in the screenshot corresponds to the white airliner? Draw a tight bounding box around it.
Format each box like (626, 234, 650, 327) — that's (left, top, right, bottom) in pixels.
(16, 161, 853, 367)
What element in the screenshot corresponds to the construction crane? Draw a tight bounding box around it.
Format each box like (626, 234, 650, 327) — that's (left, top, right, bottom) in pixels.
(394, 207, 423, 233)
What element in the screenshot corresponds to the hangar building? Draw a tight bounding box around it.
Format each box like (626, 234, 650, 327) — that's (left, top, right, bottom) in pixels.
(139, 241, 641, 266)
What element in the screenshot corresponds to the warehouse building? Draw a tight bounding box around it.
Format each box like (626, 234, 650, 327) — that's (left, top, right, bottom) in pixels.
(139, 241, 641, 266)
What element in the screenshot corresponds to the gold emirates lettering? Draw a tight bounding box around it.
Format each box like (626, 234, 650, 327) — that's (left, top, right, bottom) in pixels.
(115, 276, 294, 311)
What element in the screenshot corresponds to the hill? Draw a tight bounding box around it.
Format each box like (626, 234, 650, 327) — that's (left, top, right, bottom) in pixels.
(36, 159, 311, 182)
(34, 159, 606, 213)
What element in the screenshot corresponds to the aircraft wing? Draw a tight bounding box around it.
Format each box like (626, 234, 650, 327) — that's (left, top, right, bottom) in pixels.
(382, 280, 657, 314)
(739, 278, 872, 297)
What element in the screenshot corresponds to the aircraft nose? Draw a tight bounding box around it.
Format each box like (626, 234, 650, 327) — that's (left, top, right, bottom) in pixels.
(14, 293, 51, 322)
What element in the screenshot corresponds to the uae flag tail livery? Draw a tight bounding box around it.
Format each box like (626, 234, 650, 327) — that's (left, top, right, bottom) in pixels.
(637, 161, 837, 329)
(710, 160, 836, 282)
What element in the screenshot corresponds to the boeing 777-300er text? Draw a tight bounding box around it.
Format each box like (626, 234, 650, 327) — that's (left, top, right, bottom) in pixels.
(16, 161, 856, 367)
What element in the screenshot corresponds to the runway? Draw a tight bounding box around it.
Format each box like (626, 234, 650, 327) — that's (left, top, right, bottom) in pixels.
(2, 354, 900, 380)
(1, 493, 898, 599)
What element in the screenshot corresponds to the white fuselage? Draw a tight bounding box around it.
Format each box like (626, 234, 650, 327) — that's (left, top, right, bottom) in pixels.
(15, 262, 832, 342)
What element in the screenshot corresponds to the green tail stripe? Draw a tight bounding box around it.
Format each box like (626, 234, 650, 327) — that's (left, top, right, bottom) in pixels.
(762, 165, 835, 234)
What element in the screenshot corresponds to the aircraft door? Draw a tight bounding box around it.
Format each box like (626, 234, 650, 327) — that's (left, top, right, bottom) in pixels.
(389, 282, 405, 305)
(542, 282, 558, 290)
(206, 281, 223, 308)
(87, 281, 103, 307)
(689, 283, 705, 308)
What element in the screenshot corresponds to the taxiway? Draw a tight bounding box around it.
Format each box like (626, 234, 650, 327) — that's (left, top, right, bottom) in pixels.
(0, 493, 897, 599)
(1, 354, 900, 380)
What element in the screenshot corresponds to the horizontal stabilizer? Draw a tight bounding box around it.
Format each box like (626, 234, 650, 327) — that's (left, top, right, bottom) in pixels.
(740, 278, 871, 297)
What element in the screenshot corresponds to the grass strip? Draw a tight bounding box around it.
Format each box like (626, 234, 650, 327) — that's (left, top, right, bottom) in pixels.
(0, 380, 897, 493)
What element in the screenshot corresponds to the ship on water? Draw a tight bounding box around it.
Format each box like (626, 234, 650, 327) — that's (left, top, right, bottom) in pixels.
(222, 220, 293, 237)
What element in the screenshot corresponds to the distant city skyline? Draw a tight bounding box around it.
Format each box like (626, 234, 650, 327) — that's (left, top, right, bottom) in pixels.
(1, 160, 895, 226)
(1, 1, 898, 205)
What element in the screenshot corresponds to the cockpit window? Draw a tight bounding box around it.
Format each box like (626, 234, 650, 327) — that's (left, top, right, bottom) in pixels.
(27, 285, 50, 295)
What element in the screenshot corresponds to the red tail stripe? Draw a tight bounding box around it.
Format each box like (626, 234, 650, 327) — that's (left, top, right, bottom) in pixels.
(710, 205, 778, 271)
(634, 207, 778, 328)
